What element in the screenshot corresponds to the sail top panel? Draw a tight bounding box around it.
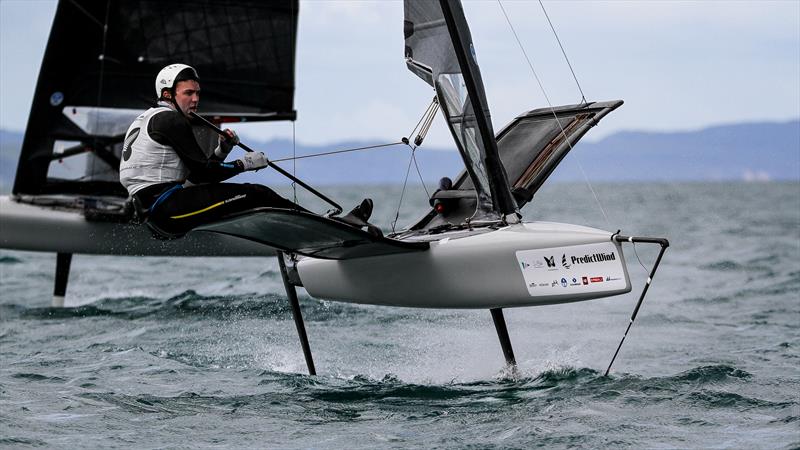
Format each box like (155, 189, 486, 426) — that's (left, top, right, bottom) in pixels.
(43, 0, 298, 115)
(14, 0, 298, 196)
(403, 0, 517, 222)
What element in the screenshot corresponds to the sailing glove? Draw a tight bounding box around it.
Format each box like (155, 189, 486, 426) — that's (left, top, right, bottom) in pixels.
(214, 129, 240, 158)
(239, 152, 269, 171)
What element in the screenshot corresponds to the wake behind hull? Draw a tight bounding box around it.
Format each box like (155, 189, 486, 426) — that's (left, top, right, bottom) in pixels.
(297, 222, 632, 309)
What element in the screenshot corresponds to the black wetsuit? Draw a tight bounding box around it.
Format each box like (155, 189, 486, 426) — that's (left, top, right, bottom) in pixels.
(131, 110, 302, 237)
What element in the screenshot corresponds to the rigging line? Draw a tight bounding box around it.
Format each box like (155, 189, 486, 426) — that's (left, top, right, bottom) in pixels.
(292, 121, 297, 204)
(391, 150, 417, 234)
(575, 158, 611, 229)
(421, 107, 437, 134)
(271, 141, 404, 163)
(389, 98, 440, 230)
(67, 0, 104, 27)
(408, 97, 439, 140)
(497, 0, 555, 114)
(407, 105, 430, 140)
(411, 147, 431, 199)
(420, 112, 435, 136)
(631, 242, 650, 275)
(272, 98, 433, 164)
(417, 101, 439, 144)
(498, 0, 612, 229)
(538, 0, 586, 104)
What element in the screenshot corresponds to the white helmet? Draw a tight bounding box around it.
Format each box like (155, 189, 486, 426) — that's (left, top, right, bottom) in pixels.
(154, 63, 199, 98)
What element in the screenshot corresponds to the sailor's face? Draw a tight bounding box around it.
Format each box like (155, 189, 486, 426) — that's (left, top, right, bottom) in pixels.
(173, 80, 200, 116)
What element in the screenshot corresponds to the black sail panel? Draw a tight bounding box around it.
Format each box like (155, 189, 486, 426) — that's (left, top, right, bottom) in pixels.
(404, 0, 517, 222)
(14, 0, 298, 196)
(32, 0, 298, 114)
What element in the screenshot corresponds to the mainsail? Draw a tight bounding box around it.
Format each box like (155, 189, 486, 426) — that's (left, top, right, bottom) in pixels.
(14, 0, 298, 197)
(404, 0, 518, 222)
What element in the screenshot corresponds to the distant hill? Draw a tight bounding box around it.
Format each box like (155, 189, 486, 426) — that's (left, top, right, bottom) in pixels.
(1, 120, 797, 190)
(562, 120, 800, 182)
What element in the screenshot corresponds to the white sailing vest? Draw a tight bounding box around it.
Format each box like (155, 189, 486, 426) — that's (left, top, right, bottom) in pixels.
(119, 106, 188, 195)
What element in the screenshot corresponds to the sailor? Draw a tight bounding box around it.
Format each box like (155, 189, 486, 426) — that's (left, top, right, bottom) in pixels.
(120, 63, 374, 238)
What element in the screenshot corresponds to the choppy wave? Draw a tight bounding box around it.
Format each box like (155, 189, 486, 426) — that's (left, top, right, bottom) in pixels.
(4, 291, 453, 327)
(10, 373, 67, 383)
(0, 255, 22, 264)
(0, 438, 49, 447)
(12, 363, 788, 426)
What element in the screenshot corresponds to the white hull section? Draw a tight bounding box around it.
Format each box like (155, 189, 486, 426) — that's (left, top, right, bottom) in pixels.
(297, 222, 632, 309)
(0, 196, 273, 256)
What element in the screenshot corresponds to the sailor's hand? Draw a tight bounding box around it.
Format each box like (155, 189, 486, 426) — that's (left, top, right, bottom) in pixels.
(215, 128, 240, 158)
(239, 151, 269, 171)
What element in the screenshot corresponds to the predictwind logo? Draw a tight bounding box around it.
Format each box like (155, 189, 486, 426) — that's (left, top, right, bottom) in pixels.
(570, 252, 616, 265)
(562, 254, 571, 269)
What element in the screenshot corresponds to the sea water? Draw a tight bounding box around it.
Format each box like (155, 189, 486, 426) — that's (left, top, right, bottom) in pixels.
(1, 182, 798, 448)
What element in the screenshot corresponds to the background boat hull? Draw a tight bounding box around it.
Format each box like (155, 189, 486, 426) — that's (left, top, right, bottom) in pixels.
(0, 196, 274, 257)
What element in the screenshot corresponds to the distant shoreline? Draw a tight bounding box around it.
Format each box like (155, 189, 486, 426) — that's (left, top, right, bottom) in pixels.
(2, 119, 798, 185)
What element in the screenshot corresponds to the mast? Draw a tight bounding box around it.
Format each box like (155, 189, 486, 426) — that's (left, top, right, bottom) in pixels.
(403, 0, 518, 222)
(438, 0, 518, 218)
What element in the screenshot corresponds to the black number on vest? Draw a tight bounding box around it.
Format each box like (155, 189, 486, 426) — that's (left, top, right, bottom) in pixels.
(122, 127, 140, 161)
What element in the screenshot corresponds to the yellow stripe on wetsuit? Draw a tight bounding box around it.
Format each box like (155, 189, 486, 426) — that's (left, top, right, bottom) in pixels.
(169, 194, 246, 219)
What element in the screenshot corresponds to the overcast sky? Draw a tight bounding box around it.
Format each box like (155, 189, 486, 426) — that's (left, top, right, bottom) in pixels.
(1, 0, 798, 148)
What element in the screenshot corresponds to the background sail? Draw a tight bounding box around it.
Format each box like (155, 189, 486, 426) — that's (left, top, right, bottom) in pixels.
(403, 0, 517, 221)
(14, 0, 298, 196)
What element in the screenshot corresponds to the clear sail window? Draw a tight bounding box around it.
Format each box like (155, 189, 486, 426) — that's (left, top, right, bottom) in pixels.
(436, 73, 493, 213)
(63, 107, 142, 137)
(46, 139, 121, 183)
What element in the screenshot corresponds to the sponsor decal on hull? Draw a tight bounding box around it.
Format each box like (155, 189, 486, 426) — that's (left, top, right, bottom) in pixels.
(516, 242, 628, 297)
